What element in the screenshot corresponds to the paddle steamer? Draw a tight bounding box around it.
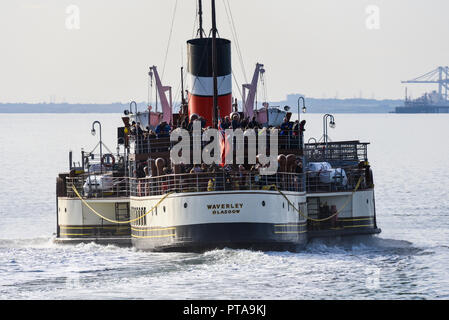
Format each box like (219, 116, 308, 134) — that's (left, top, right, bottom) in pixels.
(54, 0, 380, 250)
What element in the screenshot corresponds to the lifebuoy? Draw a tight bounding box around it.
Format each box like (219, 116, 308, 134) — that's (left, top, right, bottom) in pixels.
(101, 154, 115, 167)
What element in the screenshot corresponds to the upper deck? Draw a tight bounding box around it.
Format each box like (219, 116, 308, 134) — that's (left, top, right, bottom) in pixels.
(59, 118, 373, 201)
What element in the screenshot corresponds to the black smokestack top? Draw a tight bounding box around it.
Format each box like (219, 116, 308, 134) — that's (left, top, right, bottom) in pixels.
(187, 38, 231, 77)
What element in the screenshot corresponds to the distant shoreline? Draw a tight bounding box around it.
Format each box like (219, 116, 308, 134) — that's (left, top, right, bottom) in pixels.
(0, 96, 401, 113)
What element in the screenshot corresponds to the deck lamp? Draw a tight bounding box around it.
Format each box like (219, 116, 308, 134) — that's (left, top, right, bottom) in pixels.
(91, 120, 103, 172)
(323, 114, 336, 144)
(297, 96, 307, 116)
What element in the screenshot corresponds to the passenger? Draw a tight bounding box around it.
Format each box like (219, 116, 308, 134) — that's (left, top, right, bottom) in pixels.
(220, 116, 231, 130)
(247, 116, 260, 129)
(190, 164, 202, 174)
(207, 178, 215, 191)
(179, 162, 187, 174)
(130, 121, 137, 136)
(231, 113, 240, 129)
(135, 122, 143, 136)
(183, 117, 190, 130)
(299, 119, 306, 133)
(147, 130, 156, 138)
(240, 116, 249, 129)
(136, 163, 146, 178)
(224, 172, 232, 190)
(155, 121, 171, 137)
(237, 164, 247, 190)
(280, 117, 292, 136)
(188, 114, 199, 131)
(295, 159, 303, 174)
(294, 159, 303, 191)
(250, 164, 261, 189)
(292, 120, 300, 137)
(298, 120, 306, 146)
(199, 116, 206, 129)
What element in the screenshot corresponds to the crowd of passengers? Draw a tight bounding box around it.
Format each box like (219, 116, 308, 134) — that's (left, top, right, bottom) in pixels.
(133, 158, 305, 195)
(129, 112, 307, 154)
(129, 112, 307, 139)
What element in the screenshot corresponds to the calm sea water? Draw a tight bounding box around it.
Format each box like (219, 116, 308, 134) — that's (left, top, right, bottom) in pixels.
(0, 113, 448, 299)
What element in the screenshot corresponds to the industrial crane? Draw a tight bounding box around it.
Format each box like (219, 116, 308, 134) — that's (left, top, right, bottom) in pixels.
(402, 66, 449, 102)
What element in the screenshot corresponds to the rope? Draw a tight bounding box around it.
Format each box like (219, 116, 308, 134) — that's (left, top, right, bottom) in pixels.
(275, 175, 364, 222)
(222, 0, 247, 83)
(161, 0, 178, 81)
(71, 185, 173, 224)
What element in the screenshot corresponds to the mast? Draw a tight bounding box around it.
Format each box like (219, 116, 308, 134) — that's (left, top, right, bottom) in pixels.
(197, 0, 205, 38)
(181, 66, 185, 104)
(211, 0, 218, 128)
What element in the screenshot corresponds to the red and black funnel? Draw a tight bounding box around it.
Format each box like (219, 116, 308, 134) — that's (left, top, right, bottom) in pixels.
(186, 37, 232, 126)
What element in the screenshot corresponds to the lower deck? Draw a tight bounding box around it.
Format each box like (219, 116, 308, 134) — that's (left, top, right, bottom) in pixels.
(55, 188, 380, 251)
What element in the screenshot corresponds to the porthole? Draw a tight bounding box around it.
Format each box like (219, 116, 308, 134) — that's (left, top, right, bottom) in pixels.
(163, 206, 166, 212)
(184, 203, 187, 208)
(282, 203, 285, 208)
(366, 199, 369, 204)
(262, 201, 265, 207)
(64, 208, 67, 212)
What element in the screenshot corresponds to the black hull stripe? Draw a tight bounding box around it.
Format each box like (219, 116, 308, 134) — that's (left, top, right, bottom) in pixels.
(59, 225, 130, 238)
(132, 222, 308, 252)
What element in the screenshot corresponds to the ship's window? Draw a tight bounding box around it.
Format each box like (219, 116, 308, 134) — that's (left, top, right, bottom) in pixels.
(262, 201, 265, 207)
(184, 203, 187, 208)
(282, 203, 285, 209)
(65, 208, 67, 212)
(163, 206, 166, 213)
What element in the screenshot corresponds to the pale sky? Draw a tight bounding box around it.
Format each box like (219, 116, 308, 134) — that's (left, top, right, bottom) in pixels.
(1, 0, 448, 104)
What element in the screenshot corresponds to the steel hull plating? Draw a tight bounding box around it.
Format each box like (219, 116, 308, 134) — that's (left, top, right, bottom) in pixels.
(130, 190, 308, 252)
(55, 197, 131, 246)
(55, 189, 380, 251)
(132, 222, 307, 252)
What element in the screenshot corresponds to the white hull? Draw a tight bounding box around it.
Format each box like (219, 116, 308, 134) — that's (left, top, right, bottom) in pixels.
(55, 189, 379, 249)
(55, 197, 131, 245)
(130, 190, 308, 251)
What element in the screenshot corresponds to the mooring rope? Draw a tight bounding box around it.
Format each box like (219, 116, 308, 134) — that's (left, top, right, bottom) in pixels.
(71, 185, 173, 224)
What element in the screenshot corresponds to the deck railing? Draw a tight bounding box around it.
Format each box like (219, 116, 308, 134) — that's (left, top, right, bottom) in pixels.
(304, 141, 368, 164)
(65, 168, 369, 199)
(129, 129, 305, 155)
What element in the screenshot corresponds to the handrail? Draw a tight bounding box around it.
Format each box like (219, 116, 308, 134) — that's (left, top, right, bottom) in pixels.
(64, 167, 371, 199)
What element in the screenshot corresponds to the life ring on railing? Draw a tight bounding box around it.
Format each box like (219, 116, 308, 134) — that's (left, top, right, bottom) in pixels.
(101, 154, 115, 167)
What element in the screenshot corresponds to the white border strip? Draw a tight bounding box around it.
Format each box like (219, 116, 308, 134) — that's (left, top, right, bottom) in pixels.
(187, 73, 232, 96)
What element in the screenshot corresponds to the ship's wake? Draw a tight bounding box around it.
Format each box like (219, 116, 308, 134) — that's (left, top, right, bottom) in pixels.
(304, 235, 424, 256)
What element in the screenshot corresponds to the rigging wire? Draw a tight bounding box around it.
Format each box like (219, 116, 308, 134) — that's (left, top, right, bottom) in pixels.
(161, 0, 179, 81)
(222, 0, 247, 84)
(192, 0, 199, 40)
(232, 71, 244, 105)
